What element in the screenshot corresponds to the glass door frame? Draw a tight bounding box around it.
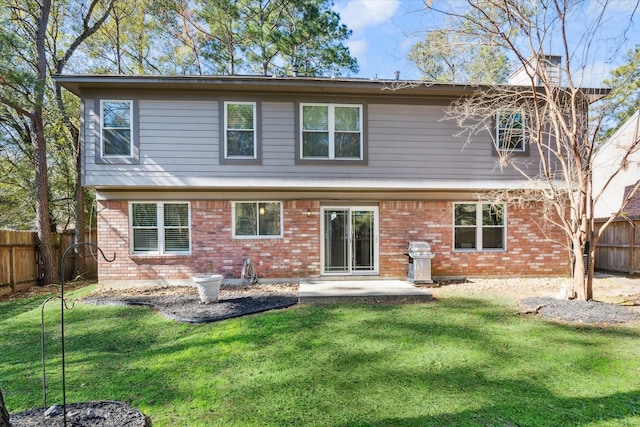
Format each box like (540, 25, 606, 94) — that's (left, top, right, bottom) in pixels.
(320, 205, 379, 276)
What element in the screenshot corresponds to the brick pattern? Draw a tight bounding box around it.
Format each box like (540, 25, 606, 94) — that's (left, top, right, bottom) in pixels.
(379, 201, 568, 277)
(97, 200, 320, 283)
(190, 200, 320, 278)
(622, 180, 640, 216)
(97, 199, 569, 285)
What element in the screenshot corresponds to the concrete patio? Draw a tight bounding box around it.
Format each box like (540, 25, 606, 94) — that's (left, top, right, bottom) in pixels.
(298, 279, 434, 304)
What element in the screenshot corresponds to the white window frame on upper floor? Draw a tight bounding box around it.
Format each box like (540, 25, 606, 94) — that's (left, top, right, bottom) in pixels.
(100, 100, 134, 159)
(224, 101, 257, 159)
(496, 110, 526, 152)
(299, 103, 363, 161)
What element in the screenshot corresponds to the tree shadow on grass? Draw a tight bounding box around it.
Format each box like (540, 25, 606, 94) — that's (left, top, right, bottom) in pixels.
(214, 299, 640, 426)
(358, 388, 640, 427)
(0, 295, 54, 322)
(2, 299, 342, 412)
(3, 289, 640, 426)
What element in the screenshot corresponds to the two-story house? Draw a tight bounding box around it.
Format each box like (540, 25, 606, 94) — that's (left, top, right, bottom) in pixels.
(56, 75, 575, 287)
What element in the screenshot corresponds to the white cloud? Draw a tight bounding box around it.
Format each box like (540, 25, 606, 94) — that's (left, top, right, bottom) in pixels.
(604, 0, 640, 12)
(332, 0, 429, 78)
(334, 0, 401, 31)
(345, 39, 368, 60)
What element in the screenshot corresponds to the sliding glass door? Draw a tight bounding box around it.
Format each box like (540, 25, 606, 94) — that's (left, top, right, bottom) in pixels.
(322, 207, 378, 275)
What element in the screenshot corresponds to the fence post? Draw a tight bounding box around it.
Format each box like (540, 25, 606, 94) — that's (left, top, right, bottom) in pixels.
(631, 220, 637, 275)
(9, 246, 15, 293)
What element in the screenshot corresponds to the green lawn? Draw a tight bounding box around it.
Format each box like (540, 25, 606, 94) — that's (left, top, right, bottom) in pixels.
(1, 285, 639, 426)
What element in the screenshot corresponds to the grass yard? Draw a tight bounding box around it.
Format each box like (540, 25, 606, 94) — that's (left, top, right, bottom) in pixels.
(1, 285, 639, 426)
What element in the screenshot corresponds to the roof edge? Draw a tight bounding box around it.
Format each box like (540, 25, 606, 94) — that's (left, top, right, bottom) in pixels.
(54, 74, 610, 102)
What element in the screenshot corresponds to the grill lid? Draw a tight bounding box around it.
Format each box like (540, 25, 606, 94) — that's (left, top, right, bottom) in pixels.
(408, 241, 432, 256)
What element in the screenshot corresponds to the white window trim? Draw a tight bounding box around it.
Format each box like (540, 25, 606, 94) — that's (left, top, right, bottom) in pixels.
(232, 201, 284, 239)
(453, 202, 507, 252)
(224, 101, 257, 159)
(101, 99, 134, 158)
(300, 103, 363, 160)
(496, 110, 526, 152)
(129, 202, 191, 255)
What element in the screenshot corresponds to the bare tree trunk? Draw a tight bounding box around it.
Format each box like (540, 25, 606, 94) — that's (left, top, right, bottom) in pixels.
(0, 389, 11, 427)
(33, 0, 57, 285)
(32, 119, 57, 285)
(575, 193, 593, 301)
(557, 241, 580, 300)
(573, 246, 587, 300)
(73, 166, 86, 278)
(570, 209, 590, 301)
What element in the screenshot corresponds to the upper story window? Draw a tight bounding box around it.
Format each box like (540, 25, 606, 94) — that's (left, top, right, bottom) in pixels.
(101, 100, 133, 157)
(130, 202, 191, 255)
(496, 111, 525, 152)
(233, 201, 282, 238)
(454, 203, 505, 251)
(301, 103, 363, 160)
(224, 102, 257, 158)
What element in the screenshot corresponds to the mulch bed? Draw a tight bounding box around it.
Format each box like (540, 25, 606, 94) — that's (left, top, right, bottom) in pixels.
(10, 401, 150, 426)
(520, 297, 640, 325)
(82, 283, 299, 323)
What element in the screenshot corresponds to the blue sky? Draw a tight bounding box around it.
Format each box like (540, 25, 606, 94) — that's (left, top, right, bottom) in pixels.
(333, 0, 426, 80)
(332, 0, 640, 86)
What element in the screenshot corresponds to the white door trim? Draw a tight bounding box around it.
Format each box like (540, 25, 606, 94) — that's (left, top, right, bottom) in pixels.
(320, 206, 379, 276)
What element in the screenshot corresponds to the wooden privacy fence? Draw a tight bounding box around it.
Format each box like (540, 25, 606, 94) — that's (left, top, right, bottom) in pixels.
(0, 229, 98, 296)
(594, 218, 640, 275)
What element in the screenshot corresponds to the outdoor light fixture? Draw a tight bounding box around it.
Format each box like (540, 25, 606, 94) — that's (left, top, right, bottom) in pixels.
(307, 209, 311, 218)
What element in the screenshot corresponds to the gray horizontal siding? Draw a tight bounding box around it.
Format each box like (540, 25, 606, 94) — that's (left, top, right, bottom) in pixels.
(139, 101, 217, 165)
(368, 105, 496, 173)
(262, 102, 296, 167)
(83, 98, 96, 169)
(84, 96, 536, 187)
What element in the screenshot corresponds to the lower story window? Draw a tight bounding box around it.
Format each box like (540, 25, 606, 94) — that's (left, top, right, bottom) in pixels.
(131, 202, 190, 254)
(454, 203, 505, 250)
(233, 201, 282, 238)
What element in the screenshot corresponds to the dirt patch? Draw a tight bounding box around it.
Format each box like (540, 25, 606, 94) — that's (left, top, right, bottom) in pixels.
(82, 283, 298, 323)
(430, 277, 568, 299)
(10, 401, 149, 426)
(430, 275, 640, 325)
(0, 281, 92, 303)
(84, 277, 640, 326)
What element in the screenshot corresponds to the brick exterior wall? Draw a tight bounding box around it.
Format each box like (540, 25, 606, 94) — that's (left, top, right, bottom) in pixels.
(622, 180, 640, 216)
(380, 201, 569, 277)
(97, 198, 570, 286)
(97, 199, 320, 286)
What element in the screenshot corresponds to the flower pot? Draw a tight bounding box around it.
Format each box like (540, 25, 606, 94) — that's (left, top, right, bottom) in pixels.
(192, 274, 223, 303)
